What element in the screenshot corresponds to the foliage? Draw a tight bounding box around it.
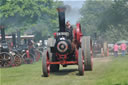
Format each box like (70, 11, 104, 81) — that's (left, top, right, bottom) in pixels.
(80, 0, 112, 36)
(80, 0, 128, 43)
(0, 0, 63, 41)
(104, 25, 128, 43)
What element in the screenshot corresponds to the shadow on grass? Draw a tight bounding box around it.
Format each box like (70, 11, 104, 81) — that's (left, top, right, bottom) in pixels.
(51, 68, 78, 76)
(41, 68, 84, 77)
(113, 84, 121, 85)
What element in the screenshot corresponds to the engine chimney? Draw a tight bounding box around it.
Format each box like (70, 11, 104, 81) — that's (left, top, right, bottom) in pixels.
(12, 33, 16, 47)
(0, 26, 5, 41)
(57, 6, 66, 32)
(17, 30, 21, 46)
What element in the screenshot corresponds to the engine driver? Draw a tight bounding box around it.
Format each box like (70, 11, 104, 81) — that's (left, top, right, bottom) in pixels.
(66, 21, 73, 40)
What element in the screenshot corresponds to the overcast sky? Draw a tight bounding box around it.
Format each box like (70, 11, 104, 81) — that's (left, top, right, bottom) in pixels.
(58, 0, 85, 1)
(64, 1, 85, 25)
(54, 0, 85, 24)
(64, 1, 84, 8)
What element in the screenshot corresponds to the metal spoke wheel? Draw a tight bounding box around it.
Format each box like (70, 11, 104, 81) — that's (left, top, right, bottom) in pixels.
(14, 54, 22, 66)
(0, 52, 14, 68)
(82, 36, 93, 71)
(42, 50, 50, 77)
(22, 53, 35, 64)
(78, 48, 84, 76)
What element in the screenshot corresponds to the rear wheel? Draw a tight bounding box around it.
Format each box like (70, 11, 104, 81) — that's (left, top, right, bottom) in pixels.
(42, 50, 50, 77)
(78, 48, 84, 76)
(14, 54, 22, 66)
(22, 53, 35, 64)
(82, 36, 93, 71)
(0, 52, 14, 67)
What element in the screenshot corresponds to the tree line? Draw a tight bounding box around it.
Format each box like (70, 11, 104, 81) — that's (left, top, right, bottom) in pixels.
(0, 0, 63, 41)
(80, 0, 128, 43)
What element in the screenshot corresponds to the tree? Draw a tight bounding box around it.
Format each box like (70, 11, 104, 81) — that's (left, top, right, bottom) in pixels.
(0, 0, 64, 41)
(80, 0, 128, 43)
(99, 0, 128, 32)
(80, 0, 112, 36)
(0, 0, 56, 26)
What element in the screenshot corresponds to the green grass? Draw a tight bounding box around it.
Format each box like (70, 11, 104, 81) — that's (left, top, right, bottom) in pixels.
(1, 56, 128, 85)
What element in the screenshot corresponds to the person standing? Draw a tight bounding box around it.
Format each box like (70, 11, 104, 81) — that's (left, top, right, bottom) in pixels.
(113, 44, 119, 57)
(120, 43, 127, 56)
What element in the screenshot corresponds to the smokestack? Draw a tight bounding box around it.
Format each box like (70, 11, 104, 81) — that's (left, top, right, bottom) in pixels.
(57, 6, 66, 32)
(17, 30, 21, 45)
(12, 33, 16, 47)
(0, 26, 5, 41)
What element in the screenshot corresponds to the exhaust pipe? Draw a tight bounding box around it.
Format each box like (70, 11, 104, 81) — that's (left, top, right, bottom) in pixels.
(17, 30, 21, 46)
(0, 26, 5, 41)
(12, 33, 16, 47)
(57, 6, 66, 32)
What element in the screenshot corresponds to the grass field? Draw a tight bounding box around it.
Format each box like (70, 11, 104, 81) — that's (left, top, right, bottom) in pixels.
(1, 56, 128, 85)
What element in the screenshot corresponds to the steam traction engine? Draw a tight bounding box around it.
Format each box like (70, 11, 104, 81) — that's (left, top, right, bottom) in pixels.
(0, 26, 14, 67)
(21, 35, 41, 64)
(42, 7, 93, 77)
(10, 33, 22, 66)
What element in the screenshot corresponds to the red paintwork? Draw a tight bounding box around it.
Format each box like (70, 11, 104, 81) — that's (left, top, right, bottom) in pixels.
(90, 40, 93, 70)
(76, 23, 83, 42)
(48, 61, 78, 65)
(76, 23, 83, 48)
(47, 49, 79, 65)
(46, 51, 50, 76)
(56, 53, 67, 60)
(53, 32, 57, 38)
(26, 50, 30, 58)
(47, 23, 84, 66)
(43, 23, 92, 76)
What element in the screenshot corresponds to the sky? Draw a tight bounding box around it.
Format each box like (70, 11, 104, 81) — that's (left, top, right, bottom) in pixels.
(64, 1, 85, 25)
(58, 0, 85, 1)
(64, 1, 84, 9)
(55, 0, 85, 25)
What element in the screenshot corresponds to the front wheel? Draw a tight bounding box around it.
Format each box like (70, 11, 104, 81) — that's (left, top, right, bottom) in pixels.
(42, 50, 50, 77)
(0, 52, 14, 67)
(82, 36, 93, 71)
(78, 48, 84, 76)
(22, 53, 35, 64)
(14, 54, 22, 66)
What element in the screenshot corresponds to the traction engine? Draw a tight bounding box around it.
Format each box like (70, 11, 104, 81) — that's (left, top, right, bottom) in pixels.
(42, 7, 93, 77)
(0, 26, 13, 67)
(10, 33, 23, 66)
